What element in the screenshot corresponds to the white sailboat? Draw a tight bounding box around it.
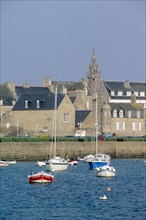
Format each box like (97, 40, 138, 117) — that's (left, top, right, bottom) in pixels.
(88, 94, 110, 169)
(46, 86, 68, 172)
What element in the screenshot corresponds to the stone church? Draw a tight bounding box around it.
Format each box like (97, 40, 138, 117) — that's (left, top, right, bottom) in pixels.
(0, 50, 146, 137)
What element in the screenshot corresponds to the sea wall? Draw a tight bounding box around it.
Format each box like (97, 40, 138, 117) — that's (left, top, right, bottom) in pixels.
(0, 142, 146, 161)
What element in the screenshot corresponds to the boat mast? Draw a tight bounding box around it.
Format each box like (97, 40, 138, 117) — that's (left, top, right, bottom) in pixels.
(95, 93, 98, 155)
(54, 85, 57, 157)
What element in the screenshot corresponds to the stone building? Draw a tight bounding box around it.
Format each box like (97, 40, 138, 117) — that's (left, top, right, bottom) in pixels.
(0, 49, 145, 137)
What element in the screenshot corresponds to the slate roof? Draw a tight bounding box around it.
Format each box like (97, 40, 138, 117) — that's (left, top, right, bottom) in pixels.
(15, 86, 51, 97)
(104, 81, 146, 92)
(52, 81, 85, 91)
(75, 110, 91, 126)
(12, 93, 65, 111)
(110, 103, 139, 111)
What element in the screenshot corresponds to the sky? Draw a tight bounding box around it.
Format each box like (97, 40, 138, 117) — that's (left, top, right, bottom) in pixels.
(1, 0, 145, 86)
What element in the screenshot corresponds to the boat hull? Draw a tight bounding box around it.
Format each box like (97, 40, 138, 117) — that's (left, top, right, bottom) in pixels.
(96, 165, 116, 177)
(88, 161, 109, 169)
(96, 170, 116, 177)
(28, 171, 54, 183)
(46, 158, 68, 172)
(0, 161, 9, 167)
(36, 161, 46, 166)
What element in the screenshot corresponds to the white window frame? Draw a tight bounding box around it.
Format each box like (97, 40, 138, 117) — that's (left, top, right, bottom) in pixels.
(25, 100, 28, 108)
(136, 110, 140, 118)
(140, 92, 145, 97)
(36, 100, 40, 108)
(127, 110, 131, 118)
(132, 122, 141, 131)
(118, 91, 122, 96)
(113, 109, 117, 118)
(119, 110, 123, 118)
(127, 91, 131, 96)
(116, 122, 125, 130)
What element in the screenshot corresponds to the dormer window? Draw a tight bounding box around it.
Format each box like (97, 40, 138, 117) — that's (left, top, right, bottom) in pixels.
(119, 110, 123, 118)
(25, 100, 28, 108)
(136, 110, 140, 118)
(127, 110, 131, 118)
(36, 100, 40, 108)
(113, 109, 117, 118)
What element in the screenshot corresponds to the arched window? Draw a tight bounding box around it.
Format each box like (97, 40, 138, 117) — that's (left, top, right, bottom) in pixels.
(36, 100, 40, 108)
(113, 109, 117, 118)
(119, 110, 123, 118)
(25, 100, 28, 108)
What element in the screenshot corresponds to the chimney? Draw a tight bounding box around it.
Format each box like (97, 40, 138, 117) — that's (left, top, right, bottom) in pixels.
(124, 80, 131, 89)
(131, 91, 136, 104)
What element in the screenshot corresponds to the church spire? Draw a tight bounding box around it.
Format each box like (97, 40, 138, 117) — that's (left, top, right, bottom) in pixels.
(91, 48, 96, 65)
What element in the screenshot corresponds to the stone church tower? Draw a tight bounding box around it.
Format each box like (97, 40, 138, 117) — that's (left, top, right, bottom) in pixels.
(82, 49, 109, 133)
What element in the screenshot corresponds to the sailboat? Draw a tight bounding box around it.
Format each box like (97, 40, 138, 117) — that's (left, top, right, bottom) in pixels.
(88, 94, 110, 169)
(46, 86, 68, 172)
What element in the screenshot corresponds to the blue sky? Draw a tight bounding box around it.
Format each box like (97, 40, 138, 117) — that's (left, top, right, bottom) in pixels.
(1, 0, 145, 86)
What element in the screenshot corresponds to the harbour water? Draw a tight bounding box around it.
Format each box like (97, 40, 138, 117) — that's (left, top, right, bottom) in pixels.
(0, 159, 146, 220)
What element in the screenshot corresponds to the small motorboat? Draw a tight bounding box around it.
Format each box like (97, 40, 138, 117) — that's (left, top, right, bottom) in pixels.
(36, 161, 46, 166)
(8, 160, 17, 165)
(0, 160, 9, 167)
(96, 165, 116, 177)
(68, 160, 78, 166)
(28, 171, 54, 183)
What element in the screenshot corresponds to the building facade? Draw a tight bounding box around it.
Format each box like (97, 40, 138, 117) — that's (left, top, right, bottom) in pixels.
(0, 50, 145, 137)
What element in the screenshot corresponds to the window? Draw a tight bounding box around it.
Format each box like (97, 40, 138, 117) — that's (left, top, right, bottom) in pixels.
(132, 122, 141, 131)
(116, 122, 125, 130)
(140, 92, 145, 96)
(113, 109, 117, 117)
(123, 91, 127, 96)
(63, 113, 70, 122)
(25, 100, 28, 108)
(118, 91, 122, 96)
(36, 100, 40, 108)
(127, 91, 131, 96)
(115, 91, 118, 96)
(136, 110, 140, 118)
(87, 102, 89, 109)
(127, 110, 131, 118)
(119, 110, 123, 118)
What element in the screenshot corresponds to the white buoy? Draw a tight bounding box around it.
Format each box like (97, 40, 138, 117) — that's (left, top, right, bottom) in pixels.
(100, 195, 107, 200)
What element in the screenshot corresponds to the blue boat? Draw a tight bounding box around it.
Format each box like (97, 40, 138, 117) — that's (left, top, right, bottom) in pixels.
(88, 158, 109, 169)
(88, 95, 110, 170)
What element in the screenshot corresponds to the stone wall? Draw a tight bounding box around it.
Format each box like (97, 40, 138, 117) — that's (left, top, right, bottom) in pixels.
(0, 141, 145, 161)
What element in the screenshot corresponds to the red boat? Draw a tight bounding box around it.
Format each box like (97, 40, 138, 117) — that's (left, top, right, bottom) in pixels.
(28, 171, 54, 183)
